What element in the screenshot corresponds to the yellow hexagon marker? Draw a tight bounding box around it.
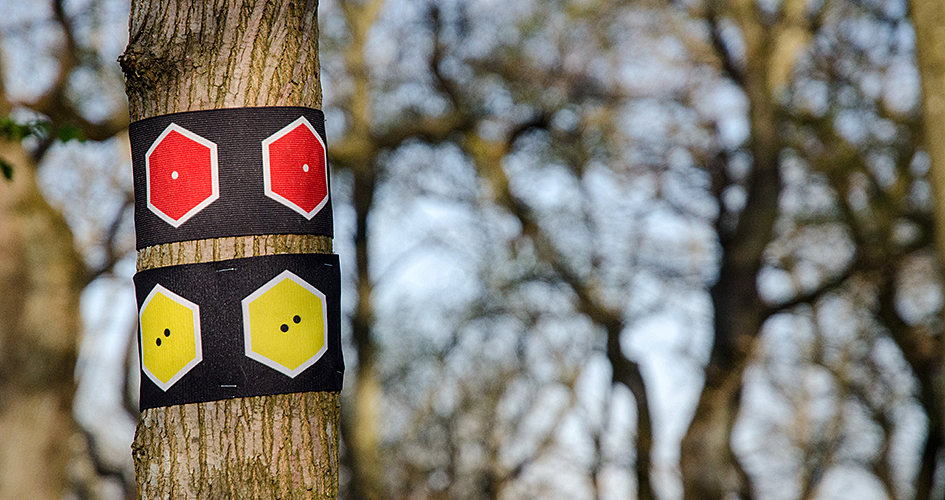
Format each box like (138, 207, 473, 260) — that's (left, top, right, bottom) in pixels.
(242, 270, 327, 377)
(139, 285, 202, 391)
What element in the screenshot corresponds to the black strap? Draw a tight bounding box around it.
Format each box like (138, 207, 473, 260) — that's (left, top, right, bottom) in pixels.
(133, 253, 343, 409)
(130, 107, 333, 248)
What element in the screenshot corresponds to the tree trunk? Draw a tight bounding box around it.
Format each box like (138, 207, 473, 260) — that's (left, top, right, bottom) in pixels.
(911, 0, 945, 419)
(0, 139, 84, 499)
(121, 1, 340, 497)
(680, 0, 789, 497)
(911, 0, 945, 278)
(331, 2, 386, 497)
(906, 0, 945, 490)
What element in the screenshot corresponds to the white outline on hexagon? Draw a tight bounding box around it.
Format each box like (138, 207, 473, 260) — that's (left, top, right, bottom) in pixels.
(261, 116, 329, 219)
(139, 284, 203, 392)
(146, 123, 220, 228)
(241, 270, 328, 378)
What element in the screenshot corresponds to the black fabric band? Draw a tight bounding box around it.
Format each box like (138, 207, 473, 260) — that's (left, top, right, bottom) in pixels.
(130, 107, 333, 249)
(133, 253, 343, 409)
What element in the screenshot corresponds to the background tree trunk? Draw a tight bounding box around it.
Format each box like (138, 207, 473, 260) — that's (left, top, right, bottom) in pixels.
(906, 0, 945, 488)
(120, 1, 340, 497)
(0, 137, 84, 500)
(680, 1, 788, 497)
(331, 2, 386, 498)
(911, 0, 945, 273)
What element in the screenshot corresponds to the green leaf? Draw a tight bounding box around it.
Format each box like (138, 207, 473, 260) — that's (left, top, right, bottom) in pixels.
(57, 125, 86, 143)
(0, 117, 51, 141)
(0, 117, 30, 140)
(0, 158, 13, 181)
(0, 116, 85, 146)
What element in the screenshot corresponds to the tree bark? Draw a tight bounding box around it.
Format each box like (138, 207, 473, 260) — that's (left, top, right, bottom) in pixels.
(121, 1, 340, 497)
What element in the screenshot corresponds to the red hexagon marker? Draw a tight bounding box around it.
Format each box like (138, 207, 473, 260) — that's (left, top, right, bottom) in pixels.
(146, 123, 219, 227)
(261, 116, 329, 219)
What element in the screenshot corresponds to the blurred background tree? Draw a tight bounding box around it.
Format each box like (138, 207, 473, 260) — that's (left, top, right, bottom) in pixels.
(0, 0, 940, 499)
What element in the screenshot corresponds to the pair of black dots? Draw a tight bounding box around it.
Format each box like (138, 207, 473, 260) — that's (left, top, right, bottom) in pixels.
(156, 328, 171, 346)
(280, 315, 302, 332)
